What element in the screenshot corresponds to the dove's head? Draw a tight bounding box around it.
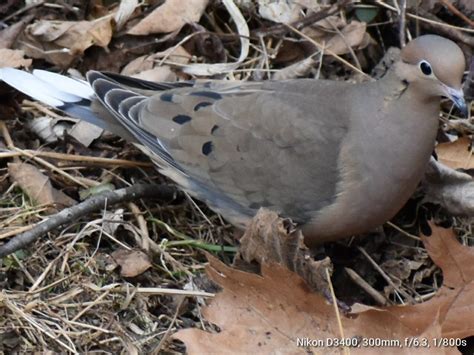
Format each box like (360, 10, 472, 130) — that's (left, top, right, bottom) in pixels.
(396, 34, 467, 115)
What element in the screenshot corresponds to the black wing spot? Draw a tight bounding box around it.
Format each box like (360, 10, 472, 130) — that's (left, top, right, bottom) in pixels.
(172, 114, 192, 124)
(202, 141, 213, 156)
(190, 91, 222, 100)
(160, 93, 174, 102)
(194, 102, 212, 111)
(211, 124, 219, 134)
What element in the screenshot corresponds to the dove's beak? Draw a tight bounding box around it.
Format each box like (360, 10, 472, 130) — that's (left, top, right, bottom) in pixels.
(445, 86, 468, 116)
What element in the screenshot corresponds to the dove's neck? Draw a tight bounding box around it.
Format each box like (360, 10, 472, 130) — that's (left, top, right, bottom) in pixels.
(304, 70, 441, 244)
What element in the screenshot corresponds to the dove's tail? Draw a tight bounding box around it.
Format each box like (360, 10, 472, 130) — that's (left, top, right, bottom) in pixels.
(0, 68, 110, 129)
(0, 68, 142, 140)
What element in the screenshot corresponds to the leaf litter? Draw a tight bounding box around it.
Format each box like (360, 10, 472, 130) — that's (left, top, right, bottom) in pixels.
(0, 0, 473, 353)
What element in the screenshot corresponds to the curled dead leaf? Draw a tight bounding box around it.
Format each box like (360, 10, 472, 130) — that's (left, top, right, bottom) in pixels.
(128, 0, 209, 35)
(8, 162, 75, 213)
(326, 21, 370, 55)
(174, 216, 474, 353)
(422, 157, 474, 216)
(130, 67, 177, 82)
(68, 121, 104, 147)
(17, 17, 113, 67)
(181, 0, 249, 76)
(121, 46, 190, 79)
(174, 254, 454, 354)
(417, 223, 474, 339)
(114, 0, 139, 30)
(258, 0, 303, 24)
(0, 48, 32, 68)
(27, 115, 75, 143)
(303, 18, 371, 55)
(234, 209, 332, 293)
(111, 249, 152, 277)
(436, 137, 474, 170)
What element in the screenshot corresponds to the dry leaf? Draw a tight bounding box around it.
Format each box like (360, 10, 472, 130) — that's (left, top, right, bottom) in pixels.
(235, 209, 332, 292)
(303, 18, 371, 55)
(326, 21, 369, 55)
(128, 0, 208, 35)
(121, 55, 156, 75)
(385, 223, 474, 339)
(421, 223, 474, 289)
(174, 254, 456, 354)
(0, 48, 31, 68)
(153, 46, 192, 65)
(258, 0, 303, 24)
(181, 0, 249, 76)
(111, 249, 152, 277)
(174, 221, 474, 353)
(27, 115, 75, 143)
(422, 157, 474, 216)
(102, 209, 124, 236)
(8, 162, 75, 212)
(272, 56, 317, 80)
(17, 16, 113, 67)
(114, 0, 139, 30)
(0, 18, 31, 49)
(68, 121, 104, 147)
(130, 67, 176, 82)
(121, 57, 177, 82)
(436, 137, 474, 170)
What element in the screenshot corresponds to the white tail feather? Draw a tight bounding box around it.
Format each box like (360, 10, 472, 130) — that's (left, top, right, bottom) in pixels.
(0, 68, 88, 107)
(33, 70, 94, 100)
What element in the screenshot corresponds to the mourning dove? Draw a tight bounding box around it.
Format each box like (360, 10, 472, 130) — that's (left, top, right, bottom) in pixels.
(0, 35, 467, 245)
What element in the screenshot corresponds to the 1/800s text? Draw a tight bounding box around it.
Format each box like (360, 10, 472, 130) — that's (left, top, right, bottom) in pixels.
(296, 337, 466, 348)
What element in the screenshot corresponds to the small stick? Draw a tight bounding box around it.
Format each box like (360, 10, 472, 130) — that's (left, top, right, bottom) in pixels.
(12, 147, 89, 188)
(325, 268, 349, 355)
(358, 246, 415, 303)
(345, 267, 389, 306)
(439, 0, 474, 28)
(0, 184, 179, 257)
(0, 149, 153, 168)
(399, 0, 407, 47)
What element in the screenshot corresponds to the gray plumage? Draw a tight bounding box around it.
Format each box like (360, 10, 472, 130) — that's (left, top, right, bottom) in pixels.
(0, 35, 467, 245)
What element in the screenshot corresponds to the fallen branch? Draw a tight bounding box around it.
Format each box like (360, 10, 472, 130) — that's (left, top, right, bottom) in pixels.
(0, 184, 179, 257)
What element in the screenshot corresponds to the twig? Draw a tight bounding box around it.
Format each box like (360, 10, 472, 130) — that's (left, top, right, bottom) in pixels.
(399, 0, 407, 47)
(0, 149, 153, 168)
(326, 268, 349, 355)
(86, 283, 214, 298)
(345, 267, 389, 306)
(385, 221, 420, 241)
(12, 146, 89, 188)
(0, 0, 45, 22)
(0, 225, 35, 240)
(357, 246, 415, 303)
(284, 24, 370, 78)
(0, 184, 179, 257)
(376, 2, 474, 41)
(439, 0, 474, 28)
(128, 202, 151, 251)
(154, 297, 185, 353)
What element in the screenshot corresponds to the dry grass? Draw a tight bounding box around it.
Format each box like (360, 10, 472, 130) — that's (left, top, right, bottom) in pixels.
(0, 0, 472, 353)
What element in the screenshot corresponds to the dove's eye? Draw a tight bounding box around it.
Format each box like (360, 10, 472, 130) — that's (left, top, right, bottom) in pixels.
(419, 60, 433, 76)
